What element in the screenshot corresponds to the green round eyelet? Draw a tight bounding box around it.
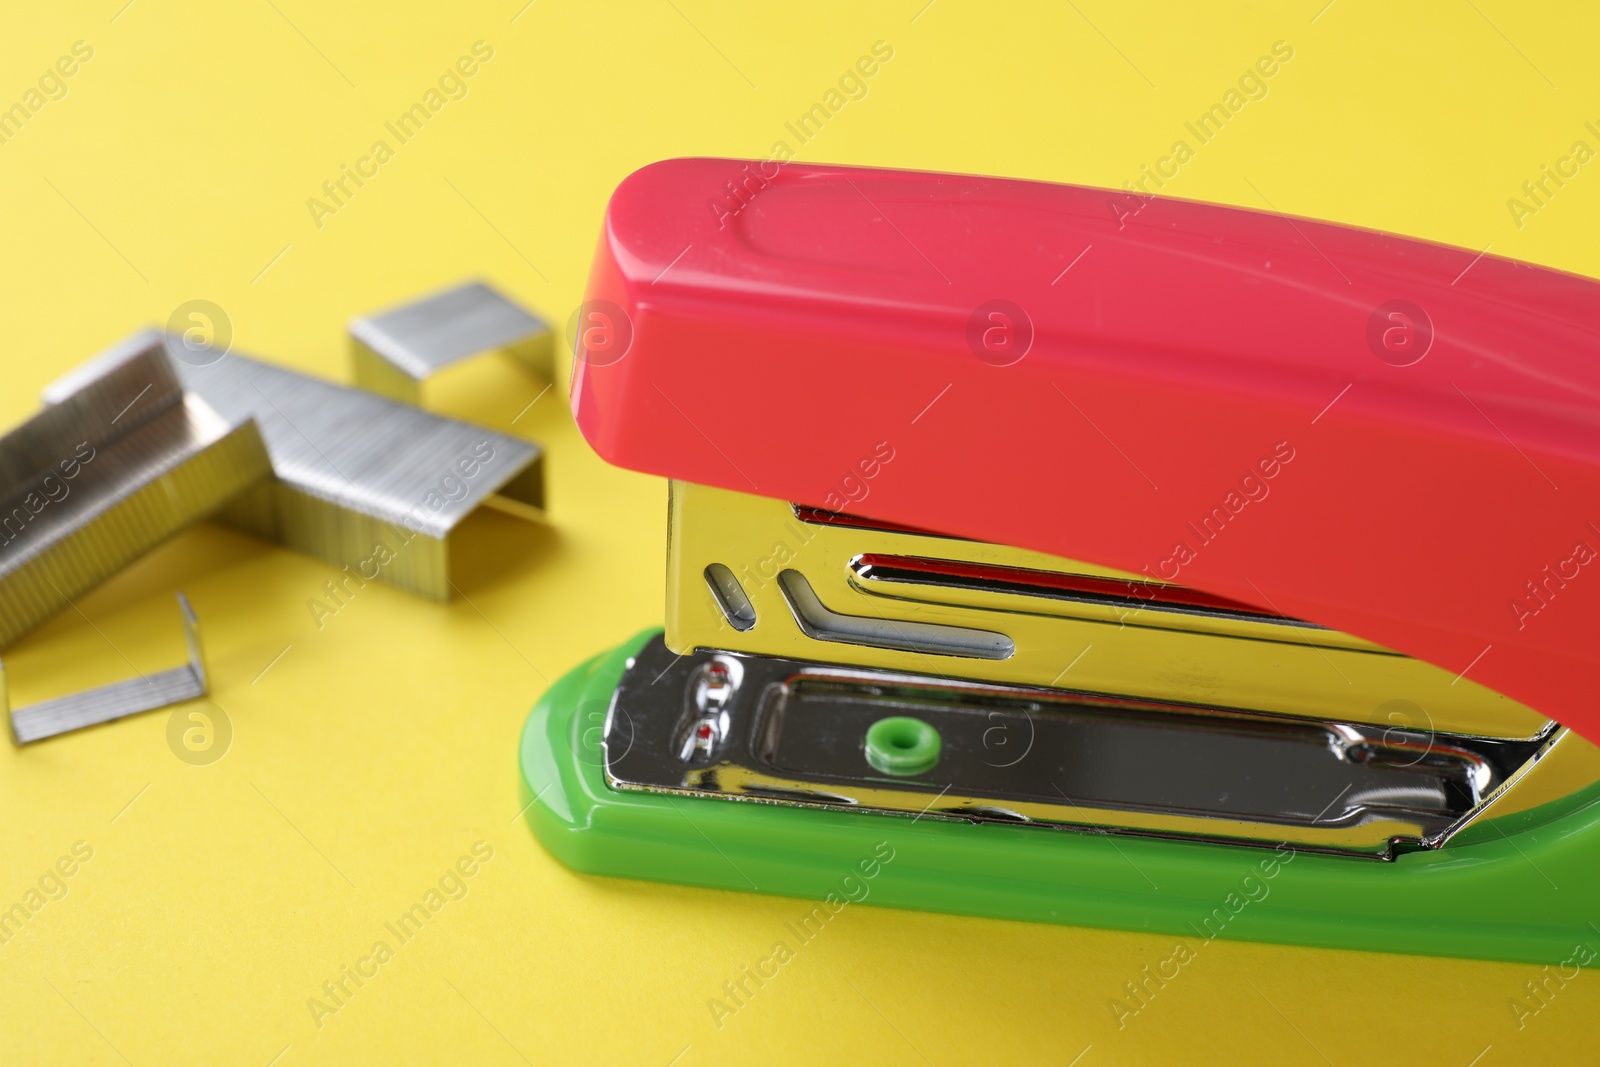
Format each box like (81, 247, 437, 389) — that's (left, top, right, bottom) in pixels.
(864, 716, 942, 777)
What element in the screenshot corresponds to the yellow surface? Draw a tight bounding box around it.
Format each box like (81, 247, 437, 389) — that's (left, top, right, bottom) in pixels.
(2, 2, 1598, 1063)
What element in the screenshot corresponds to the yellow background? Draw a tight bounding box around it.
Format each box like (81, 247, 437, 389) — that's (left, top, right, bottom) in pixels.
(3, 1, 1599, 1063)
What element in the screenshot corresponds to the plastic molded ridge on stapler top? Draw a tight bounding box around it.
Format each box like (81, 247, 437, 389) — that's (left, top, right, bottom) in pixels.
(571, 157, 1600, 744)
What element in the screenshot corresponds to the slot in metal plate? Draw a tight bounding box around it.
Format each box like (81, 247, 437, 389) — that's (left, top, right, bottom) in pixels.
(665, 480, 1552, 738)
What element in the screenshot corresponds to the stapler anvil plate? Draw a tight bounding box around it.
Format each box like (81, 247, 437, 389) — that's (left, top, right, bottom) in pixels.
(521, 158, 1600, 965)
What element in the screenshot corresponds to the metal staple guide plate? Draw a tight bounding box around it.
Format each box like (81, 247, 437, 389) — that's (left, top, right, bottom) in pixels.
(46, 330, 546, 601)
(0, 337, 272, 647)
(4, 593, 208, 744)
(607, 634, 1553, 858)
(348, 280, 553, 405)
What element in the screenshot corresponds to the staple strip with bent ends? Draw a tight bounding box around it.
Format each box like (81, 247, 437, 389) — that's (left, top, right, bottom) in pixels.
(349, 280, 554, 405)
(45, 329, 547, 601)
(0, 338, 272, 648)
(5, 593, 208, 745)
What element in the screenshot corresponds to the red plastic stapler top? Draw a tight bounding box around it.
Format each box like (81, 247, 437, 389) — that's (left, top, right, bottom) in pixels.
(572, 158, 1600, 744)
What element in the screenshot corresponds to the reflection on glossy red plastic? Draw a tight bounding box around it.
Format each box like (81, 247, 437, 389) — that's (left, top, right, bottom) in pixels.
(573, 158, 1600, 743)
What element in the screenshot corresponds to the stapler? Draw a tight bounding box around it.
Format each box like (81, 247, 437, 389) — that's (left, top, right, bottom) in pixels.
(521, 158, 1600, 966)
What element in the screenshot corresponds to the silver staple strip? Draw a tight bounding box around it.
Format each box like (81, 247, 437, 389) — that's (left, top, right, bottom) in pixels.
(46, 330, 546, 601)
(5, 593, 208, 744)
(0, 338, 272, 647)
(349, 280, 553, 405)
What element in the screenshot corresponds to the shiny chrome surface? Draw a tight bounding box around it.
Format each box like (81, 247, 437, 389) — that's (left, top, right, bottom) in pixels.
(667, 480, 1552, 738)
(349, 280, 553, 404)
(1, 339, 271, 646)
(776, 568, 1014, 660)
(1448, 726, 1600, 841)
(848, 552, 1320, 629)
(703, 563, 756, 632)
(5, 594, 207, 744)
(605, 634, 1555, 858)
(48, 330, 545, 601)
